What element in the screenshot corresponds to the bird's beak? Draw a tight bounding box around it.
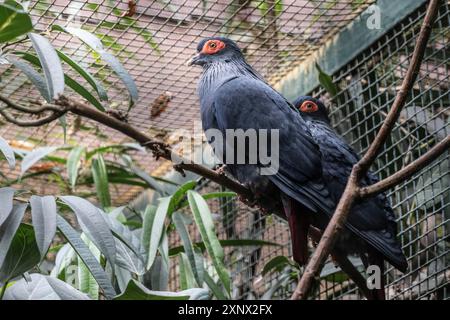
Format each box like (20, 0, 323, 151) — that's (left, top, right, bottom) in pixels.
(187, 54, 203, 66)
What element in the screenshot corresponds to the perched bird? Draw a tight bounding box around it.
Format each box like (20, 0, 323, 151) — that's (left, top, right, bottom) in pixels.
(189, 38, 408, 296)
(293, 96, 408, 298)
(189, 37, 336, 266)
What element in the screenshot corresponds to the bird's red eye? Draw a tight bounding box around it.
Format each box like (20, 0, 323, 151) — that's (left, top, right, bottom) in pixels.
(201, 40, 226, 55)
(299, 101, 319, 113)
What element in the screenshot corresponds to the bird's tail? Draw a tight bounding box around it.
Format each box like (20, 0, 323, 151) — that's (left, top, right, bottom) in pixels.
(359, 228, 408, 273)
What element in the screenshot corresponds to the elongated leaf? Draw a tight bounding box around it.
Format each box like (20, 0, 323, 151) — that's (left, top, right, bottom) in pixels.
(148, 256, 168, 291)
(173, 211, 202, 285)
(65, 75, 105, 111)
(4, 274, 90, 300)
(28, 33, 64, 100)
(56, 49, 108, 101)
(141, 205, 156, 254)
(129, 165, 167, 195)
(0, 222, 40, 286)
(67, 146, 85, 188)
(52, 25, 138, 109)
(169, 239, 280, 256)
(178, 252, 197, 290)
(56, 215, 116, 299)
(59, 196, 116, 265)
(145, 197, 170, 270)
(14, 51, 105, 111)
(0, 204, 26, 269)
(0, 2, 32, 43)
(91, 154, 111, 208)
(78, 234, 100, 299)
(115, 239, 145, 275)
(30, 195, 57, 259)
(315, 63, 338, 97)
(0, 136, 15, 169)
(0, 187, 14, 227)
(50, 243, 75, 277)
(177, 191, 237, 209)
(101, 210, 144, 259)
(262, 256, 293, 276)
(20, 146, 58, 177)
(187, 190, 230, 294)
(204, 272, 227, 300)
(167, 180, 197, 215)
(5, 55, 50, 102)
(114, 279, 208, 300)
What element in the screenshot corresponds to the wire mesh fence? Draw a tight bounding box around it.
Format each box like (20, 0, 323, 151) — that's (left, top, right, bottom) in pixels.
(0, 0, 448, 300)
(168, 1, 449, 300)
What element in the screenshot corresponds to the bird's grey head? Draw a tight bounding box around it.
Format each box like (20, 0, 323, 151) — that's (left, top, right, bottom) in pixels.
(292, 96, 330, 124)
(189, 37, 264, 102)
(188, 37, 245, 67)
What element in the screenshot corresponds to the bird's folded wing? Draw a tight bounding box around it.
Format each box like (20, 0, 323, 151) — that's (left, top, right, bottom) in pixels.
(213, 76, 335, 214)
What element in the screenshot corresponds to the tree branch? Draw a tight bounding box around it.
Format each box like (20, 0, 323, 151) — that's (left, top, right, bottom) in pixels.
(291, 0, 442, 300)
(53, 95, 254, 200)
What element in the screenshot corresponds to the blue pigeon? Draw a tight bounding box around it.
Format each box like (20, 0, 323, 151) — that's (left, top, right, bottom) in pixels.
(292, 96, 407, 273)
(189, 38, 408, 283)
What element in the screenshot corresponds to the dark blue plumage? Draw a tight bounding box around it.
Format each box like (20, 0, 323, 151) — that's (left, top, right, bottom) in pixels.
(190, 37, 335, 265)
(189, 37, 407, 277)
(293, 96, 408, 273)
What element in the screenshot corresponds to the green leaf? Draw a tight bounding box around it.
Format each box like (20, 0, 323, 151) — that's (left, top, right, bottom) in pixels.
(91, 154, 111, 208)
(114, 279, 208, 300)
(3, 274, 90, 300)
(274, 0, 283, 16)
(187, 190, 230, 295)
(20, 146, 58, 177)
(64, 75, 105, 111)
(167, 180, 197, 215)
(0, 2, 33, 43)
(140, 205, 156, 254)
(67, 146, 85, 188)
(262, 255, 293, 276)
(315, 62, 338, 97)
(203, 272, 227, 300)
(56, 215, 116, 299)
(178, 252, 198, 290)
(129, 164, 167, 195)
(59, 196, 116, 265)
(28, 33, 64, 100)
(0, 187, 15, 227)
(0, 223, 40, 286)
(173, 211, 203, 285)
(0, 136, 15, 170)
(0, 203, 26, 268)
(145, 197, 170, 270)
(177, 191, 237, 209)
(29, 195, 57, 259)
(77, 234, 100, 299)
(5, 55, 51, 102)
(169, 239, 280, 256)
(56, 49, 108, 101)
(15, 51, 106, 111)
(52, 25, 138, 110)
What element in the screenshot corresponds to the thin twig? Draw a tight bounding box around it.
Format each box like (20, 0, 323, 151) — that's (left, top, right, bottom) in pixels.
(291, 0, 442, 300)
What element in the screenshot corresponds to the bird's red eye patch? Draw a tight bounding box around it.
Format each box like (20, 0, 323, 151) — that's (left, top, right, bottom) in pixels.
(299, 101, 319, 113)
(201, 40, 226, 55)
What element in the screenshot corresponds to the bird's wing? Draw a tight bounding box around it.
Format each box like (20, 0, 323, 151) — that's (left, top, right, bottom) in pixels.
(212, 76, 335, 214)
(310, 122, 407, 271)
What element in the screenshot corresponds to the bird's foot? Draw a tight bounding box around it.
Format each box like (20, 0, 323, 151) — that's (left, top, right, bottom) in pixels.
(214, 164, 227, 176)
